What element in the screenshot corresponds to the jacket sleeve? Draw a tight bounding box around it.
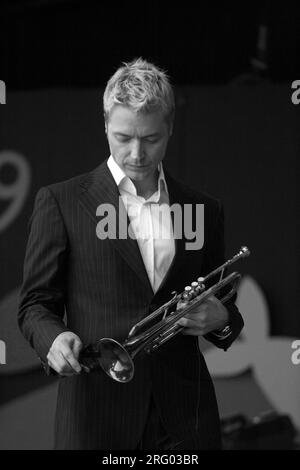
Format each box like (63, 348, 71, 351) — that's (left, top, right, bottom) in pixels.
(18, 186, 71, 364)
(203, 202, 244, 351)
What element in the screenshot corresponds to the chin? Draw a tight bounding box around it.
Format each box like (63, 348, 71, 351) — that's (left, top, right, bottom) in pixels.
(126, 168, 150, 181)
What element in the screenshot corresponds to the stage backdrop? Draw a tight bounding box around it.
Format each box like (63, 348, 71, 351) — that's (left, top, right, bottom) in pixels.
(0, 83, 299, 448)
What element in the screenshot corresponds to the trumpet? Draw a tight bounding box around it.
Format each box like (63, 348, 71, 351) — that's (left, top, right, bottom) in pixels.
(80, 246, 250, 383)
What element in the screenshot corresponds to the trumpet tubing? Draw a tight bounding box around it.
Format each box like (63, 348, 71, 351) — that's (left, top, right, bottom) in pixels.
(80, 246, 250, 383)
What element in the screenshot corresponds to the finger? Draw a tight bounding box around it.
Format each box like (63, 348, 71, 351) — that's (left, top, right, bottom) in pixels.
(176, 317, 188, 327)
(184, 304, 208, 317)
(61, 346, 82, 374)
(177, 317, 205, 328)
(47, 351, 75, 376)
(182, 311, 207, 321)
(205, 295, 221, 307)
(181, 325, 212, 336)
(181, 327, 205, 336)
(72, 338, 83, 360)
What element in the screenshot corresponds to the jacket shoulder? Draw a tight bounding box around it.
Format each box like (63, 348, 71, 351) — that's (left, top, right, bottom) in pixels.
(44, 161, 108, 200)
(45, 171, 90, 197)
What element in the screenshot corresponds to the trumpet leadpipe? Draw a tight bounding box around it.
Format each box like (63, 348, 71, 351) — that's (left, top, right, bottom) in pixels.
(203, 246, 250, 283)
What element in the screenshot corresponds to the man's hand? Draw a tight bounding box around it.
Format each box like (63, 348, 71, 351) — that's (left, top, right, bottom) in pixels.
(176, 295, 229, 336)
(47, 331, 83, 376)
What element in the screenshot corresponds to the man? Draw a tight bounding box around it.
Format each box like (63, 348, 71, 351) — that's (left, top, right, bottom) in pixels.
(18, 58, 244, 450)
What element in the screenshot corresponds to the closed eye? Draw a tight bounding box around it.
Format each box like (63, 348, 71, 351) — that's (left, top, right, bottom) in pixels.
(143, 136, 161, 144)
(115, 134, 131, 143)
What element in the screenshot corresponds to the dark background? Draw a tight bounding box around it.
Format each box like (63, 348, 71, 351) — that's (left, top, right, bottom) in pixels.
(1, 1, 300, 88)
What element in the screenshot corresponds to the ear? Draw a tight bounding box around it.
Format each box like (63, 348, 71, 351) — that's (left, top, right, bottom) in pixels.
(104, 120, 108, 135)
(169, 122, 174, 137)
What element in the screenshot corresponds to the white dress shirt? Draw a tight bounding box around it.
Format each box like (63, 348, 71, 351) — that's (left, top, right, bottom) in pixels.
(107, 155, 175, 293)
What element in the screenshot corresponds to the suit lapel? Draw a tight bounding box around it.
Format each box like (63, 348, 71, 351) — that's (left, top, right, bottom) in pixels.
(78, 161, 153, 295)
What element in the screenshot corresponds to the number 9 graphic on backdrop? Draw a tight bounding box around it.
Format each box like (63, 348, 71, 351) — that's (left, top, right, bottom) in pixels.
(0, 151, 31, 233)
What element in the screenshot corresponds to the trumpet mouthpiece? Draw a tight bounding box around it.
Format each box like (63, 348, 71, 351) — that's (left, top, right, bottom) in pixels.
(240, 246, 250, 257)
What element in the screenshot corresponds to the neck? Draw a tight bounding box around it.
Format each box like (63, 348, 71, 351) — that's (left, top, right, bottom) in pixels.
(133, 169, 159, 199)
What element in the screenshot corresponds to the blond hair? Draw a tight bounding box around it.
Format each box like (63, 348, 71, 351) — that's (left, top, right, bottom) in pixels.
(103, 58, 175, 125)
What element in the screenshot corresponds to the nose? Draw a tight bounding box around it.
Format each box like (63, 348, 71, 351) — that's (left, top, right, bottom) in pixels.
(130, 139, 144, 162)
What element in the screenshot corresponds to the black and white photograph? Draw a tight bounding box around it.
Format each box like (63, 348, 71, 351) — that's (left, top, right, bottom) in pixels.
(0, 1, 299, 455)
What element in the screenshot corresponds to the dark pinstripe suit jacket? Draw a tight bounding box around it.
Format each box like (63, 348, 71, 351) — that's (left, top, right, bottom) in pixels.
(18, 160, 244, 450)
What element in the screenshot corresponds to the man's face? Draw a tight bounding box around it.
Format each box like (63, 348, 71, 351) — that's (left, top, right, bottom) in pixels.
(105, 104, 172, 183)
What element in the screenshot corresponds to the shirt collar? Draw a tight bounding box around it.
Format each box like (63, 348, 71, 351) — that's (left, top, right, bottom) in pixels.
(107, 155, 168, 199)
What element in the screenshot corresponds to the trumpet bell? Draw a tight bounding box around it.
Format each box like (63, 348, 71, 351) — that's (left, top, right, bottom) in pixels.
(96, 338, 134, 383)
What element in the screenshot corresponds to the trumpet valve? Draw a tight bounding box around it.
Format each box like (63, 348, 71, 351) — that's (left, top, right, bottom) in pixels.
(196, 277, 205, 292)
(182, 286, 193, 301)
(191, 281, 201, 296)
